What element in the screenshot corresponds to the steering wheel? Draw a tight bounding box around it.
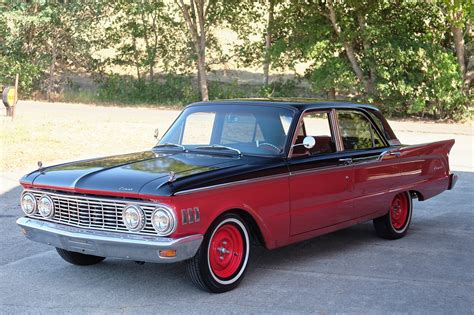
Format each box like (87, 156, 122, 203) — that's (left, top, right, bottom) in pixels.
(258, 142, 281, 153)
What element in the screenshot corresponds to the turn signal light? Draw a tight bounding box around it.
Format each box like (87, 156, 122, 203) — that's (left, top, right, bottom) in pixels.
(159, 249, 176, 258)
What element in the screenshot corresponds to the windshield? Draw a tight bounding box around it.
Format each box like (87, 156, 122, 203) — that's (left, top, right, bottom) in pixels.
(158, 104, 295, 156)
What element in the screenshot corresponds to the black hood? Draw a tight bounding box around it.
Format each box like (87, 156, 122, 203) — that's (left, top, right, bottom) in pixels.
(21, 151, 284, 196)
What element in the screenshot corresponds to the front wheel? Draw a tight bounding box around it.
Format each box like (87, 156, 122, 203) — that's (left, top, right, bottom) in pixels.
(56, 248, 105, 266)
(373, 192, 413, 240)
(186, 213, 250, 293)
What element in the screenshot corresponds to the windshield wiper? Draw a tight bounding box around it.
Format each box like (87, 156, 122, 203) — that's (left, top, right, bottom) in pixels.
(153, 143, 186, 151)
(193, 145, 242, 156)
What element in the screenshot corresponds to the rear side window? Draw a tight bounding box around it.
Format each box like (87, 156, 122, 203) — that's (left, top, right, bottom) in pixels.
(337, 110, 385, 150)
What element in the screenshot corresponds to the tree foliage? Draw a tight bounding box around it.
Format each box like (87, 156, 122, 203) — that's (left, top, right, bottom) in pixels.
(0, 0, 471, 120)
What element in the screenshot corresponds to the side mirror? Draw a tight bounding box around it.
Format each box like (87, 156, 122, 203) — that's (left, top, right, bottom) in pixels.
(154, 128, 159, 140)
(302, 136, 316, 149)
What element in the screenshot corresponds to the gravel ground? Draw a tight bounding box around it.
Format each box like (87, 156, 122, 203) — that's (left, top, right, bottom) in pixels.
(0, 101, 472, 314)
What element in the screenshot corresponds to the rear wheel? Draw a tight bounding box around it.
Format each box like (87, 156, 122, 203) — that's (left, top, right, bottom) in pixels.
(186, 213, 250, 293)
(56, 248, 105, 266)
(373, 192, 412, 240)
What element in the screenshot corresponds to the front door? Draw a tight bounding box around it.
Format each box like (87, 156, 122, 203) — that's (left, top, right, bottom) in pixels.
(288, 110, 355, 235)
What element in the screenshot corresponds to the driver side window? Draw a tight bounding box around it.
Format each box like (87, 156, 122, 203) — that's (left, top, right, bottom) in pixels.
(293, 111, 336, 157)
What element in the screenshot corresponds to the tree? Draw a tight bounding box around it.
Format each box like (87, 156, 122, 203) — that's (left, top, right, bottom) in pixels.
(1, 1, 102, 100)
(105, 0, 180, 81)
(326, 0, 376, 95)
(174, 0, 210, 101)
(263, 0, 275, 86)
(442, 0, 473, 92)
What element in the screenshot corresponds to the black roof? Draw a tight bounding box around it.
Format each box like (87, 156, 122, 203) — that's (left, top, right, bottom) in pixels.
(188, 98, 380, 112)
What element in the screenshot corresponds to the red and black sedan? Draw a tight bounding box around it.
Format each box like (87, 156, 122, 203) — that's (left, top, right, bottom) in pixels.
(17, 99, 456, 292)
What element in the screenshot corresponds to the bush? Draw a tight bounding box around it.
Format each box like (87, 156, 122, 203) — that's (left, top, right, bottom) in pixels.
(95, 74, 200, 105)
(0, 55, 43, 97)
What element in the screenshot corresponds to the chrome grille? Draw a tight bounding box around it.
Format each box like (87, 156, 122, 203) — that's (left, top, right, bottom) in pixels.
(28, 190, 158, 235)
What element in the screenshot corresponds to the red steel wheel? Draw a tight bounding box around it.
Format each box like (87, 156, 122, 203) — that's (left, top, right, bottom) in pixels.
(390, 192, 409, 231)
(373, 191, 413, 240)
(186, 213, 251, 293)
(208, 223, 244, 279)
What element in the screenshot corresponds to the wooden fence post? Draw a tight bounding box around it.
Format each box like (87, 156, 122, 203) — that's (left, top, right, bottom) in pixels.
(12, 73, 19, 120)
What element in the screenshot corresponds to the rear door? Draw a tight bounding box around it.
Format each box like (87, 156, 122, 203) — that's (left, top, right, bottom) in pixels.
(336, 109, 401, 217)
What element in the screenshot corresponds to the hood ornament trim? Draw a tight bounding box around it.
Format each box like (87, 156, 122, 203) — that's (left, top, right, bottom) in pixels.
(168, 171, 176, 183)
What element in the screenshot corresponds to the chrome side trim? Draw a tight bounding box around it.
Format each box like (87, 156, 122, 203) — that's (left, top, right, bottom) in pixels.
(174, 173, 289, 196)
(288, 153, 383, 177)
(288, 163, 349, 176)
(17, 217, 203, 263)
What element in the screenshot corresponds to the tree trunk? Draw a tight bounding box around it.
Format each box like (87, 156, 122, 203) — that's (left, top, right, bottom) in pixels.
(131, 36, 141, 80)
(328, 87, 336, 99)
(176, 0, 209, 101)
(195, 0, 209, 101)
(47, 41, 57, 102)
(452, 25, 466, 76)
(141, 9, 155, 80)
(357, 14, 376, 85)
(451, 24, 469, 92)
(327, 1, 374, 95)
(263, 0, 274, 86)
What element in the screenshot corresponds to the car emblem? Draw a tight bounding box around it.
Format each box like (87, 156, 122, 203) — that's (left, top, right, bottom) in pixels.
(118, 187, 133, 191)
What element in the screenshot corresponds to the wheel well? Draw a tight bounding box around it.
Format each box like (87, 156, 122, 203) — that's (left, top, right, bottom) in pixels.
(224, 209, 266, 248)
(409, 190, 424, 201)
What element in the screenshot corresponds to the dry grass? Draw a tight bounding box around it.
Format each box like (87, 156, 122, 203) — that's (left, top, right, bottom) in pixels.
(0, 101, 179, 172)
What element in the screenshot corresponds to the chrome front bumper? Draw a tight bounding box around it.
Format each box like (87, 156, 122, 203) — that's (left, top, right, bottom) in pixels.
(16, 217, 203, 263)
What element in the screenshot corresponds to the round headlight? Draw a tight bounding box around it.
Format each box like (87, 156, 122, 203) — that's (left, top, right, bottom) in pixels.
(122, 205, 146, 232)
(21, 192, 37, 215)
(38, 195, 55, 218)
(151, 207, 176, 236)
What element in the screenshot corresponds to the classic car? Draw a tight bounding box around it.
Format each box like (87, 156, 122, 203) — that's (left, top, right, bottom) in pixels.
(17, 99, 457, 293)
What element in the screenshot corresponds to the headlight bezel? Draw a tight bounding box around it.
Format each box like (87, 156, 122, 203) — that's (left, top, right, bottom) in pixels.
(38, 194, 55, 218)
(151, 206, 177, 236)
(20, 192, 37, 215)
(122, 204, 146, 232)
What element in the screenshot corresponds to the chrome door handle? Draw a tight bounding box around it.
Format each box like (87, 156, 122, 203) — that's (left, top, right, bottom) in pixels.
(339, 158, 353, 165)
(378, 150, 401, 160)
